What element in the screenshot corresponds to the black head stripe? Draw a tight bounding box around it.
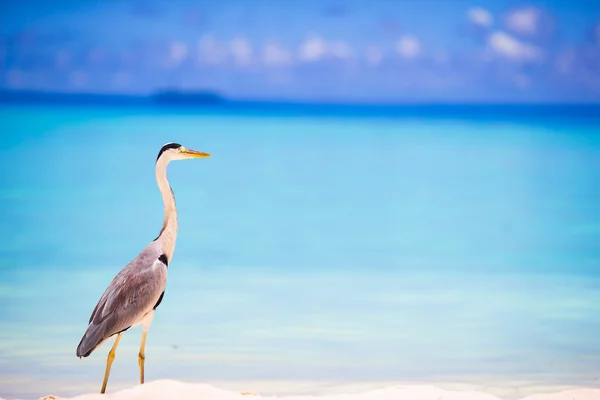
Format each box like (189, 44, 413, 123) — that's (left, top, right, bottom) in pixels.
(156, 143, 182, 161)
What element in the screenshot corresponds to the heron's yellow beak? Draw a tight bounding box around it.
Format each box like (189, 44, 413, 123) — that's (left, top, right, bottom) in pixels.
(179, 147, 211, 158)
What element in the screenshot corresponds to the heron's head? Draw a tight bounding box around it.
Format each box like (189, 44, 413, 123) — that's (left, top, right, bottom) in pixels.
(156, 142, 211, 163)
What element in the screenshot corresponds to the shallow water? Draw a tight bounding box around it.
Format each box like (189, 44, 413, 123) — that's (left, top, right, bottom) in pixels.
(0, 104, 599, 399)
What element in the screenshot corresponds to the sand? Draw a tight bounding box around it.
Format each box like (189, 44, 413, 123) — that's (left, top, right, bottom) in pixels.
(20, 380, 600, 400)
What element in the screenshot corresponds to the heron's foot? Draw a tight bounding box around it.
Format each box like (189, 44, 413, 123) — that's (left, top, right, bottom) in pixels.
(40, 396, 58, 400)
(241, 391, 257, 396)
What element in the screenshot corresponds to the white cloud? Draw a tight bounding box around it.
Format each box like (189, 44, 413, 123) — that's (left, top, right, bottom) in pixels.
(468, 7, 493, 28)
(488, 31, 540, 62)
(197, 35, 225, 65)
(505, 7, 540, 36)
(298, 36, 354, 62)
(168, 41, 188, 67)
(262, 42, 292, 66)
(364, 46, 383, 66)
(299, 35, 327, 62)
(396, 35, 421, 59)
(229, 36, 252, 66)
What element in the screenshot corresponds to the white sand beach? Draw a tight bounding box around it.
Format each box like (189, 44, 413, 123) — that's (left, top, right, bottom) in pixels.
(21, 381, 600, 400)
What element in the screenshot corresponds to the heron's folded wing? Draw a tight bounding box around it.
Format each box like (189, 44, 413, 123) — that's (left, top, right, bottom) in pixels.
(76, 256, 166, 357)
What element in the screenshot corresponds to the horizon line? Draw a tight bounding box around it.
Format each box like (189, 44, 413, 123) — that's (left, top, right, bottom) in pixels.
(2, 89, 600, 108)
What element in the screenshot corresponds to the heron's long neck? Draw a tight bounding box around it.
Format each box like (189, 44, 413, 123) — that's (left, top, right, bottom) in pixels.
(155, 159, 178, 262)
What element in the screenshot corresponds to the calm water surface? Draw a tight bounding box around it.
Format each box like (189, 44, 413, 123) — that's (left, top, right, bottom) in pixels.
(0, 104, 599, 399)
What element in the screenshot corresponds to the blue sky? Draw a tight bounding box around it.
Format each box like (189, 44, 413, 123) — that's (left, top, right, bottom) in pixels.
(1, 0, 600, 102)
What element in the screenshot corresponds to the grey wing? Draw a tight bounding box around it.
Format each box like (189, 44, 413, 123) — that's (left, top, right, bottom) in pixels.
(76, 253, 167, 358)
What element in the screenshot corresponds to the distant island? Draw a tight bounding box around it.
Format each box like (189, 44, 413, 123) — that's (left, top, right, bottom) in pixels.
(0, 89, 599, 122)
(151, 89, 225, 104)
(0, 89, 227, 105)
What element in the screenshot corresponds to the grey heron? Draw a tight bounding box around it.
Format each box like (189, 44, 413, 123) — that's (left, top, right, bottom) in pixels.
(76, 142, 210, 394)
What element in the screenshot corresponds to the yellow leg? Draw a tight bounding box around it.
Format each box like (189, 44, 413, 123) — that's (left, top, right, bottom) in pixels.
(100, 333, 122, 394)
(138, 331, 147, 384)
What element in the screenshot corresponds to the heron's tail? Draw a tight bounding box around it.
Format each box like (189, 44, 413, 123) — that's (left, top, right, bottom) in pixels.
(76, 320, 131, 358)
(76, 323, 104, 358)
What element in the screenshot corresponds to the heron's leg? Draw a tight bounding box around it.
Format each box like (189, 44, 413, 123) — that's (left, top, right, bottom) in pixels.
(138, 330, 147, 384)
(101, 333, 122, 394)
(138, 310, 155, 385)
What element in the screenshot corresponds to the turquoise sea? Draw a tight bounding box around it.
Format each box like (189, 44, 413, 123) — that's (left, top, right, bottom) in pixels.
(0, 103, 599, 399)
